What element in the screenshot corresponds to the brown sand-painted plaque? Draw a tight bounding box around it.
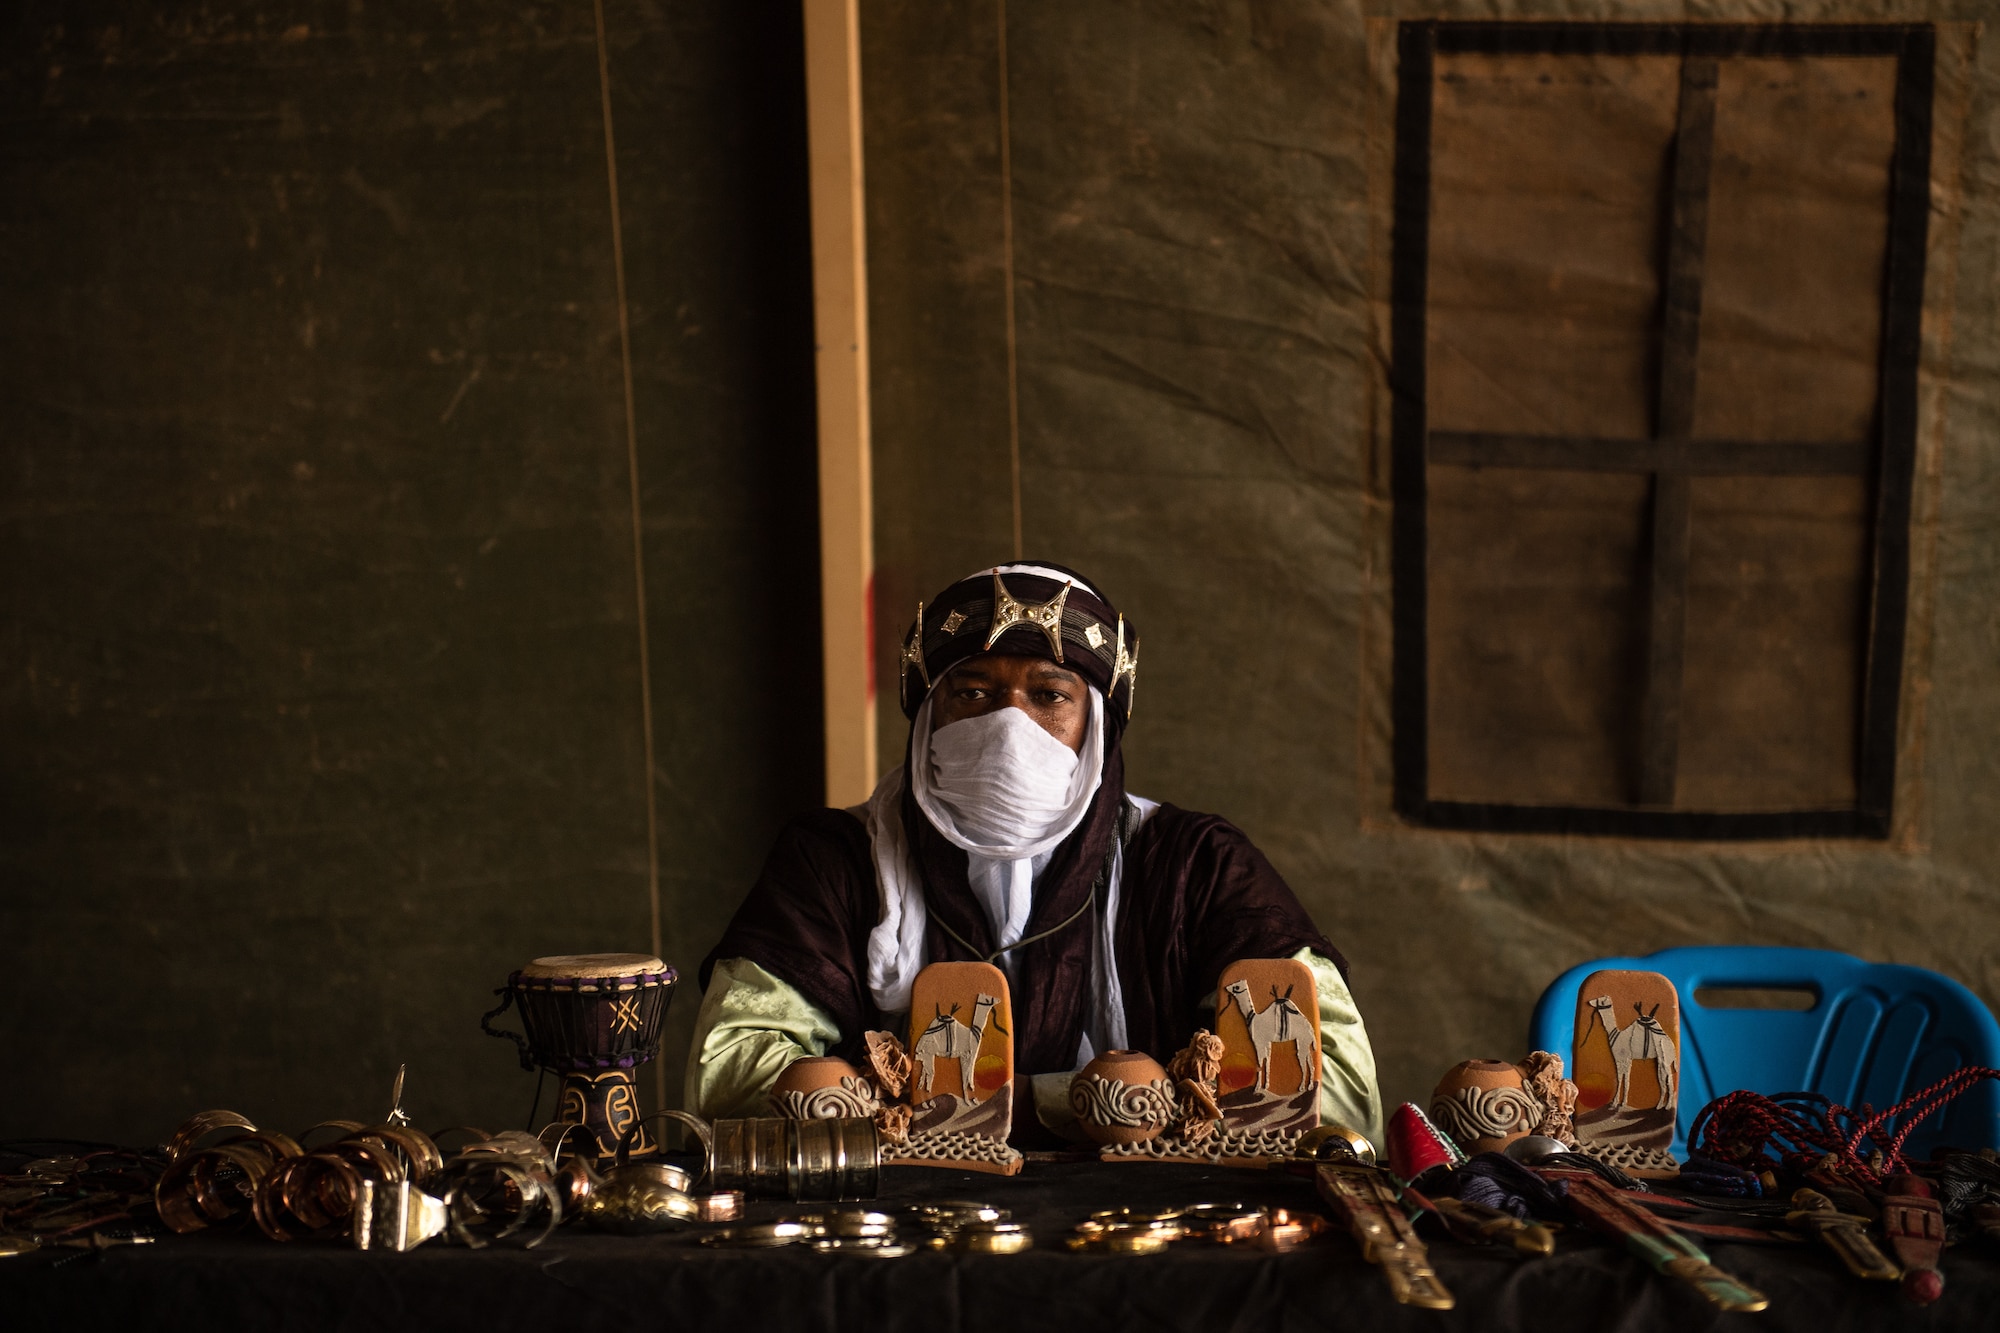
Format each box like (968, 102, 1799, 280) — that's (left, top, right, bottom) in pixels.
(1214, 957, 1321, 1136)
(1571, 969, 1681, 1173)
(888, 961, 1021, 1174)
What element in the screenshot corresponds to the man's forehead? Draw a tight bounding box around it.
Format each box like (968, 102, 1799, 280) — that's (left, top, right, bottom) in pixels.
(949, 654, 1081, 681)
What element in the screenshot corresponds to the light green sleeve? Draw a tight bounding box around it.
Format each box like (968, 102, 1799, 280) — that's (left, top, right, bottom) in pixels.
(681, 957, 843, 1120)
(1297, 947, 1384, 1148)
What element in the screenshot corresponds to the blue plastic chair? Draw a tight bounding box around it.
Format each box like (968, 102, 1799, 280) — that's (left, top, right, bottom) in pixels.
(1527, 946, 2000, 1159)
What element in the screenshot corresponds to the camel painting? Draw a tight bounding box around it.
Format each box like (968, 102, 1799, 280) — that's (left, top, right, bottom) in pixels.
(892, 961, 1022, 1173)
(1206, 959, 1321, 1136)
(913, 993, 998, 1099)
(1567, 969, 1683, 1174)
(1586, 996, 1679, 1111)
(1224, 979, 1319, 1094)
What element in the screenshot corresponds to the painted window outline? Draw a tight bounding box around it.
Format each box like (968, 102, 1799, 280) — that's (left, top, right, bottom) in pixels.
(1389, 21, 1935, 840)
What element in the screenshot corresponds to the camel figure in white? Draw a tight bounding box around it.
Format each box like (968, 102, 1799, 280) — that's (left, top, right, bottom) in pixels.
(1587, 996, 1679, 1110)
(913, 994, 998, 1098)
(1224, 979, 1318, 1093)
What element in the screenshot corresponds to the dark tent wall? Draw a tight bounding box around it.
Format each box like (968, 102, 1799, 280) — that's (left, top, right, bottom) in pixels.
(862, 1, 1999, 1112)
(0, 3, 821, 1142)
(8, 0, 1998, 1149)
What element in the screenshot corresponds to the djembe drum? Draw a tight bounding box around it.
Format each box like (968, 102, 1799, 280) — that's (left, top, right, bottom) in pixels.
(482, 953, 677, 1161)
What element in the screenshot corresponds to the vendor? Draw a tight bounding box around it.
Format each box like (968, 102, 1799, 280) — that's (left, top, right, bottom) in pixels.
(686, 561, 1381, 1144)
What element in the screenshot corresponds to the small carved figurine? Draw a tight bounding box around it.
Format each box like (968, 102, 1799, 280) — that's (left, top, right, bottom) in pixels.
(863, 1029, 912, 1101)
(1517, 1050, 1580, 1148)
(1168, 1029, 1225, 1142)
(873, 1102, 913, 1144)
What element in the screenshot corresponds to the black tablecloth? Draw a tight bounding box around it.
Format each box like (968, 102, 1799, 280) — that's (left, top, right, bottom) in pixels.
(4, 1161, 1992, 1332)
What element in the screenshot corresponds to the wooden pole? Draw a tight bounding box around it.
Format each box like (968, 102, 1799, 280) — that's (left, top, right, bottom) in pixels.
(804, 0, 877, 807)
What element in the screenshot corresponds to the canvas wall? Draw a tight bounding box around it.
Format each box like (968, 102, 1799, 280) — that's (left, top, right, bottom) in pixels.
(861, 0, 1999, 1112)
(0, 1, 821, 1142)
(6, 0, 1996, 1148)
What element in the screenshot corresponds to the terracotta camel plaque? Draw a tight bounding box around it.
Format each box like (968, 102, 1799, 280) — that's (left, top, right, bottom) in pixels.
(1570, 968, 1681, 1176)
(889, 960, 1021, 1174)
(1214, 957, 1321, 1136)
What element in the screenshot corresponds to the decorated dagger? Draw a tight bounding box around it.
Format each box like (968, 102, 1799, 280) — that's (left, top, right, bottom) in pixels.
(1313, 1163, 1456, 1310)
(1880, 1174, 1946, 1305)
(1538, 1168, 1769, 1313)
(1785, 1188, 1899, 1283)
(1404, 1187, 1555, 1257)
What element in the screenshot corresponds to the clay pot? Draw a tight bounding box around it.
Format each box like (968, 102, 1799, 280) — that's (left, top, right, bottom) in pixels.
(1069, 1050, 1176, 1146)
(769, 1056, 880, 1119)
(1428, 1059, 1540, 1155)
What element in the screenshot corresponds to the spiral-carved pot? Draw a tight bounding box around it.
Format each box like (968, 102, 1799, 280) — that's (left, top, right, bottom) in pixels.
(1069, 1050, 1175, 1146)
(769, 1056, 881, 1119)
(1428, 1059, 1539, 1155)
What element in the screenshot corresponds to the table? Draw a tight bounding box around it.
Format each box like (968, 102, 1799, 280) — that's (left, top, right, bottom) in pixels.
(3, 1161, 1991, 1331)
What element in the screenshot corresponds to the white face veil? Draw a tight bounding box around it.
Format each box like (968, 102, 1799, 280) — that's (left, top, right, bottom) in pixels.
(912, 687, 1104, 861)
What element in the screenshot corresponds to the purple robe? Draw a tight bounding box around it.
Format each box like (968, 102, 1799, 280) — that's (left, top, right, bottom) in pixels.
(702, 747, 1344, 1138)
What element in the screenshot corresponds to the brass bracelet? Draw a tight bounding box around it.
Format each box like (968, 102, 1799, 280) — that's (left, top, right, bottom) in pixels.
(698, 1191, 744, 1223)
(954, 1221, 1033, 1254)
(161, 1110, 258, 1163)
(296, 1120, 367, 1151)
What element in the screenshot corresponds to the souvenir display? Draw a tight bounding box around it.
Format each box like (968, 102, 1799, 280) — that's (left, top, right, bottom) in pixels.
(1312, 1162, 1455, 1309)
(1784, 1189, 1900, 1283)
(1213, 958, 1321, 1135)
(1881, 1174, 1947, 1305)
(767, 963, 1021, 1174)
(1386, 1102, 1466, 1181)
(707, 1116, 881, 1201)
(480, 953, 678, 1162)
(30, 955, 2000, 1324)
(1516, 1050, 1581, 1147)
(890, 962, 1029, 1173)
(1568, 969, 1682, 1176)
(1429, 1060, 1538, 1156)
(1536, 1164, 1767, 1312)
(769, 1056, 882, 1119)
(578, 1160, 702, 1234)
(1069, 1050, 1176, 1146)
(1065, 1203, 1319, 1254)
(1102, 959, 1322, 1165)
(1420, 1193, 1555, 1256)
(699, 1203, 1024, 1256)
(438, 1132, 566, 1249)
(1292, 1122, 1376, 1164)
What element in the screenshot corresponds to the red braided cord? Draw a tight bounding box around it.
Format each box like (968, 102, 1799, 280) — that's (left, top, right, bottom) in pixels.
(1691, 1066, 2000, 1183)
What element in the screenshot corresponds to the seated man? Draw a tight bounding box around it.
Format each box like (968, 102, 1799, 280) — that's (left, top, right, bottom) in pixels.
(686, 561, 1381, 1144)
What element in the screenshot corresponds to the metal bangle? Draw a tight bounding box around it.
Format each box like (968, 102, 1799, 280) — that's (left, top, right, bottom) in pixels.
(955, 1222, 1033, 1254)
(161, 1110, 259, 1163)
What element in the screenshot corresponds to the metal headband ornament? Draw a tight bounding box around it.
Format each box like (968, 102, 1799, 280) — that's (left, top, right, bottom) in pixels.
(897, 572, 1140, 720)
(898, 601, 930, 713)
(1112, 614, 1139, 720)
(985, 573, 1070, 661)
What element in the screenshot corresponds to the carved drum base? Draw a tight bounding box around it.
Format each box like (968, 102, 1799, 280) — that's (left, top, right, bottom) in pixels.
(556, 1069, 654, 1161)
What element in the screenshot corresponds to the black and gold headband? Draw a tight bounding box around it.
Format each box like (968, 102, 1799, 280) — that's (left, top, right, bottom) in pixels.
(897, 564, 1140, 726)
